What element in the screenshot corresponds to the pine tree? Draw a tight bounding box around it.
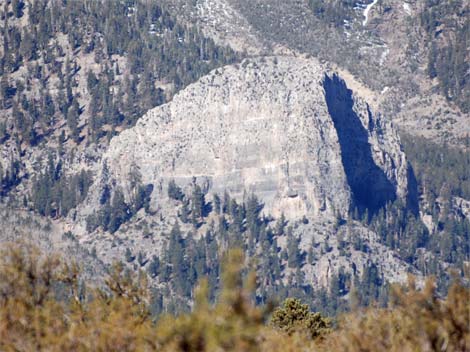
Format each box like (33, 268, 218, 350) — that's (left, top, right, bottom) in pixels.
(125, 248, 135, 263)
(191, 184, 205, 226)
(287, 227, 301, 269)
(180, 199, 190, 223)
(270, 298, 331, 339)
(108, 188, 130, 233)
(213, 193, 221, 214)
(246, 193, 262, 239)
(147, 255, 160, 278)
(275, 213, 286, 236)
(168, 179, 184, 201)
(66, 99, 80, 142)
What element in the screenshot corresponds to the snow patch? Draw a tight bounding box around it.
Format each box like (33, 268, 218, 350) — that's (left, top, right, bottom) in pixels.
(403, 2, 412, 15)
(363, 0, 379, 26)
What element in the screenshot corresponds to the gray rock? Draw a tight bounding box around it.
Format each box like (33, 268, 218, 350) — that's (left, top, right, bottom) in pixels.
(84, 56, 410, 221)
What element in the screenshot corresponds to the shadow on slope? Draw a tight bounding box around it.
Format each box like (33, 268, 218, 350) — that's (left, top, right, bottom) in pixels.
(323, 74, 397, 216)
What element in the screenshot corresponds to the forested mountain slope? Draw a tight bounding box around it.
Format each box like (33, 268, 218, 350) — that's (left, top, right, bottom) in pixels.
(0, 0, 468, 316)
(0, 0, 239, 215)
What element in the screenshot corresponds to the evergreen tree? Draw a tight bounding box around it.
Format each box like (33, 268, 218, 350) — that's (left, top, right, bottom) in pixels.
(213, 193, 221, 214)
(191, 184, 205, 226)
(287, 228, 301, 269)
(270, 298, 331, 339)
(147, 255, 160, 278)
(275, 213, 286, 236)
(168, 179, 184, 201)
(125, 248, 135, 263)
(180, 199, 190, 223)
(108, 188, 130, 233)
(66, 99, 80, 142)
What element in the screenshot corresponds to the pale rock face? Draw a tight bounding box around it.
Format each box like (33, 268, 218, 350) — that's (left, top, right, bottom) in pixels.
(94, 56, 409, 220)
(453, 197, 470, 220)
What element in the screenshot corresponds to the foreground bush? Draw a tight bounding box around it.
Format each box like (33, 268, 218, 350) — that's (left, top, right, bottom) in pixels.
(326, 277, 470, 352)
(0, 243, 468, 351)
(0, 243, 154, 351)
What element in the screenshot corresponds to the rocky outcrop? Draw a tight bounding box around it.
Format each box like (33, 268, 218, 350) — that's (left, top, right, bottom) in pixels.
(87, 56, 409, 220)
(168, 0, 470, 145)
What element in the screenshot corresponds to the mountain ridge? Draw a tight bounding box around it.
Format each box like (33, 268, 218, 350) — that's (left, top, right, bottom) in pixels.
(0, 0, 468, 316)
(80, 55, 410, 222)
(166, 0, 469, 144)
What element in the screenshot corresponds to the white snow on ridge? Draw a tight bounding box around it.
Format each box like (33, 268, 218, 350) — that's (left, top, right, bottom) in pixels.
(362, 0, 379, 26)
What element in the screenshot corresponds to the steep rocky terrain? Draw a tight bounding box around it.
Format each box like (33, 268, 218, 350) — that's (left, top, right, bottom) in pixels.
(0, 0, 240, 212)
(0, 0, 468, 314)
(167, 0, 470, 144)
(65, 56, 426, 309)
(86, 56, 409, 220)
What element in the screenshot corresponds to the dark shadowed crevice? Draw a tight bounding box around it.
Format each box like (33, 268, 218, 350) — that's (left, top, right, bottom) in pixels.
(323, 74, 397, 216)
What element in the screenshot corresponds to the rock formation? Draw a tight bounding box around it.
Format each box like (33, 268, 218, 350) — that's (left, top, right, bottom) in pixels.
(88, 56, 409, 220)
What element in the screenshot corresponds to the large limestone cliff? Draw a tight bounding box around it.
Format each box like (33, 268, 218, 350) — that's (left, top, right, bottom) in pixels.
(89, 56, 409, 220)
